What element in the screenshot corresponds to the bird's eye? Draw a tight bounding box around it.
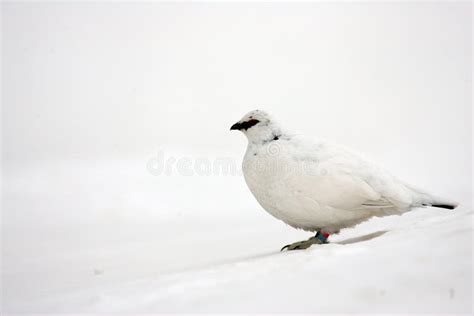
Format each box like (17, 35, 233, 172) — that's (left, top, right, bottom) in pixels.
(249, 116, 253, 119)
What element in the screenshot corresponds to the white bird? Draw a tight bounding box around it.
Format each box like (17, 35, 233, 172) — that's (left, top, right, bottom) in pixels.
(230, 110, 458, 251)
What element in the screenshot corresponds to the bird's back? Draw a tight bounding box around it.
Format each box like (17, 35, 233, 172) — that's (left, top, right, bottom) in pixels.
(242, 136, 450, 232)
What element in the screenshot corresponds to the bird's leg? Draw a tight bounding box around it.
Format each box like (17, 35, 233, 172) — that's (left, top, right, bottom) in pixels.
(315, 230, 330, 243)
(281, 231, 330, 251)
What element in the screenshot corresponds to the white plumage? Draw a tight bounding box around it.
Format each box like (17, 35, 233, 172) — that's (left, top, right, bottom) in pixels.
(231, 110, 457, 236)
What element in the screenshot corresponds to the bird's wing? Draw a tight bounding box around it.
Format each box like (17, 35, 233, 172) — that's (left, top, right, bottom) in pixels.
(287, 141, 411, 211)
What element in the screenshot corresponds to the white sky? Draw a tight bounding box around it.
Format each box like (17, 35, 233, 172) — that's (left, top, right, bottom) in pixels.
(2, 2, 472, 188)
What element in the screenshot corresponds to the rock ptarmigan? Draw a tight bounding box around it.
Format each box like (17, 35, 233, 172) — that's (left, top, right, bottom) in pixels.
(230, 110, 458, 251)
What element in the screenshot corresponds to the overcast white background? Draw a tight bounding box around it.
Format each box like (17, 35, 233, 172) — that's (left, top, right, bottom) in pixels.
(1, 2, 472, 314)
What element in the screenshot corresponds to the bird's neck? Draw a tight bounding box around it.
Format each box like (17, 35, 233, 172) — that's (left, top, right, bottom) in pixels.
(246, 126, 285, 146)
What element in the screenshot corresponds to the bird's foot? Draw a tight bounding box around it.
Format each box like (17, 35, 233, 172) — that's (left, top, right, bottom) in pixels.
(281, 231, 330, 251)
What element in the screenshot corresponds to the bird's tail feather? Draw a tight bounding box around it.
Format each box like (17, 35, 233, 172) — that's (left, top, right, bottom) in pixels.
(406, 184, 458, 210)
(420, 197, 458, 210)
(430, 203, 458, 210)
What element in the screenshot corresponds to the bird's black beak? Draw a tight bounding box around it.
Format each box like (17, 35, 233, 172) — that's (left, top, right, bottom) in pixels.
(230, 122, 241, 131)
(230, 119, 260, 131)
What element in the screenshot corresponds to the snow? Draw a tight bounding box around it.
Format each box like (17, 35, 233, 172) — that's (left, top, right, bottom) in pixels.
(1, 154, 472, 314)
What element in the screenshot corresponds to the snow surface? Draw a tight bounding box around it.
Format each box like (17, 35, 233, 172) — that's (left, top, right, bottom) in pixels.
(1, 154, 472, 314)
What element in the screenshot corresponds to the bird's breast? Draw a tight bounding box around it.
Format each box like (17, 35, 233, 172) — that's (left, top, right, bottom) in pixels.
(242, 146, 314, 222)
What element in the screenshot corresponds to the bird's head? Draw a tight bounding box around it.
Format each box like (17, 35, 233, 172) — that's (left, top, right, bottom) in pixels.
(230, 110, 282, 143)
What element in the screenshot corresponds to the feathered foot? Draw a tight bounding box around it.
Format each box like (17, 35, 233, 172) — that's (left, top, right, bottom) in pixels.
(281, 231, 330, 251)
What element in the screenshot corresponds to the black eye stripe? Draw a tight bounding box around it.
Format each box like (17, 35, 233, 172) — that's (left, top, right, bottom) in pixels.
(230, 119, 261, 131)
(239, 119, 260, 130)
